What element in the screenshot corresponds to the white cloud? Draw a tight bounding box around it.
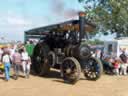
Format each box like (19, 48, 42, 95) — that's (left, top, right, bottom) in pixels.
(0, 13, 32, 26)
(0, 13, 33, 42)
(7, 16, 31, 25)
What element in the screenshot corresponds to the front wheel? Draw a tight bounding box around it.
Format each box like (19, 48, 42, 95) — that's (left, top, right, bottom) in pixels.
(83, 57, 103, 80)
(61, 57, 81, 84)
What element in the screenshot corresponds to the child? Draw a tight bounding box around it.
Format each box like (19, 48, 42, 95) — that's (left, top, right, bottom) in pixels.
(113, 59, 120, 75)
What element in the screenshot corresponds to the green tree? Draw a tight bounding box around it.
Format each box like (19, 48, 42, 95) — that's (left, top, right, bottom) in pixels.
(79, 0, 128, 36)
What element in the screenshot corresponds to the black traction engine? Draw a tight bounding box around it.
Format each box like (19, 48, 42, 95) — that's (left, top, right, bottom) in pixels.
(30, 12, 103, 84)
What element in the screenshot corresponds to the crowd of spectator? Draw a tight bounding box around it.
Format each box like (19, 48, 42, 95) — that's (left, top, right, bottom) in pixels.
(0, 41, 35, 81)
(94, 48, 128, 75)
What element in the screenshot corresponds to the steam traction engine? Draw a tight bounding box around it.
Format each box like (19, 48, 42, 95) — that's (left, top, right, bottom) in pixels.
(26, 12, 103, 83)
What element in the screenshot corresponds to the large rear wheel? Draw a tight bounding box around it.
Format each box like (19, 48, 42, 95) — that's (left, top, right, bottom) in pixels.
(83, 57, 103, 80)
(61, 57, 81, 84)
(32, 43, 50, 76)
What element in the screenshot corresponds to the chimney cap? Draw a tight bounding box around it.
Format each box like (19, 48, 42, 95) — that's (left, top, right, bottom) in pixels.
(79, 12, 86, 17)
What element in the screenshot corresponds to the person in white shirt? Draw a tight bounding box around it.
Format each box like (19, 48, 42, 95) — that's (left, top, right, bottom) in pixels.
(21, 48, 30, 78)
(2, 51, 11, 81)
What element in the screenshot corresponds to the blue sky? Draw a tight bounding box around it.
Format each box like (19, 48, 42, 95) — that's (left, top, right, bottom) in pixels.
(0, 0, 83, 42)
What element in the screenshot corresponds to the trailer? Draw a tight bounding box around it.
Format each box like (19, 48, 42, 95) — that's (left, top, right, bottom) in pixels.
(104, 37, 128, 58)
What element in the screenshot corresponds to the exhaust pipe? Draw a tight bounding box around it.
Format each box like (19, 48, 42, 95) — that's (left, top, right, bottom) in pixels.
(79, 12, 88, 42)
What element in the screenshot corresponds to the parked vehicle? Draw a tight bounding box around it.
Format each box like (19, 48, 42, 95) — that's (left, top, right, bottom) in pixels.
(104, 37, 128, 58)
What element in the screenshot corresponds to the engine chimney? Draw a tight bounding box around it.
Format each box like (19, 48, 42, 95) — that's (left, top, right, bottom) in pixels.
(79, 12, 86, 42)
